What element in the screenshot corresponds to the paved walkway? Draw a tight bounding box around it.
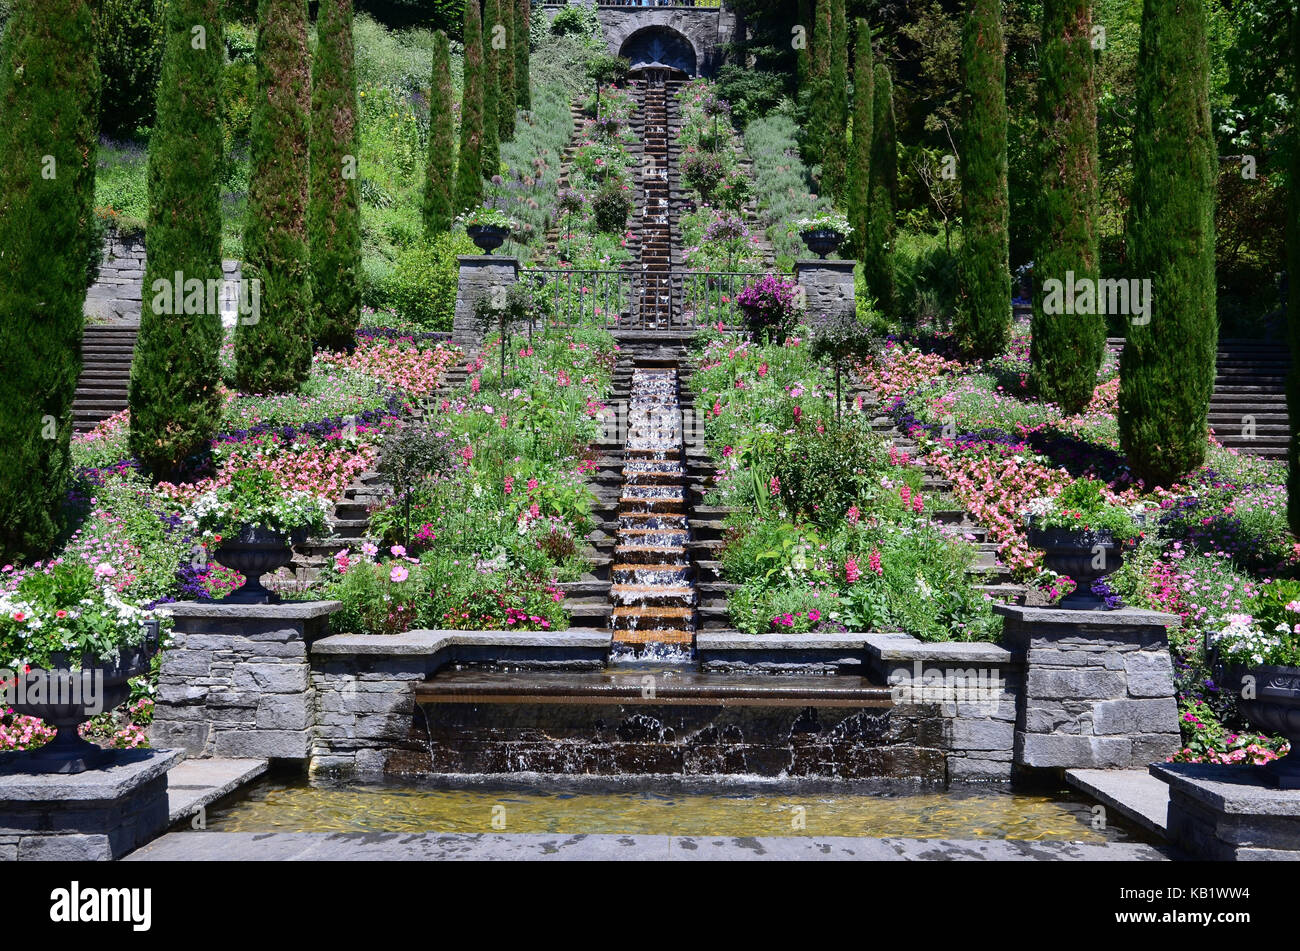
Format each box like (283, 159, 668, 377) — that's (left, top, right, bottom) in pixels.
(165, 758, 268, 825)
(127, 831, 1170, 861)
(1066, 768, 1169, 838)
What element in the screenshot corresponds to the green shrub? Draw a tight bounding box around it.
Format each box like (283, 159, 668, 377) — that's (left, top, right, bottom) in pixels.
(309, 0, 363, 352)
(454, 0, 484, 210)
(235, 0, 313, 393)
(0, 0, 99, 562)
(422, 30, 456, 236)
(128, 0, 225, 477)
(591, 180, 631, 234)
(893, 229, 960, 326)
(372, 229, 474, 330)
(513, 0, 530, 111)
(715, 65, 787, 129)
(95, 0, 165, 138)
(758, 419, 887, 528)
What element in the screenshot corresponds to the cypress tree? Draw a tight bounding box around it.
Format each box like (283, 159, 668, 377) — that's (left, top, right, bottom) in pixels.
(514, 0, 530, 112)
(808, 0, 831, 163)
(866, 62, 897, 319)
(1030, 0, 1102, 416)
(821, 0, 849, 201)
(497, 0, 516, 141)
(455, 0, 485, 211)
(423, 30, 456, 237)
(129, 0, 225, 477)
(0, 0, 98, 561)
(1289, 4, 1300, 535)
(954, 0, 1011, 360)
(848, 19, 872, 261)
(481, 0, 501, 182)
(308, 0, 361, 353)
(235, 0, 312, 393)
(1118, 0, 1217, 487)
(796, 0, 813, 91)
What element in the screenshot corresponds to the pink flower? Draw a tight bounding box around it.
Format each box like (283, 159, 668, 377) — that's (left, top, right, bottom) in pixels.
(389, 565, 409, 583)
(769, 476, 781, 496)
(504, 476, 514, 494)
(868, 550, 883, 576)
(390, 545, 407, 557)
(847, 505, 860, 525)
(845, 556, 861, 584)
(808, 609, 821, 623)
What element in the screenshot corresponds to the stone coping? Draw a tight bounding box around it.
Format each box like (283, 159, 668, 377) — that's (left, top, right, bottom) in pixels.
(863, 632, 1016, 666)
(161, 600, 342, 620)
(993, 604, 1179, 628)
(458, 254, 519, 267)
(0, 748, 183, 802)
(312, 628, 612, 656)
(1149, 762, 1300, 817)
(695, 632, 872, 651)
(794, 258, 856, 271)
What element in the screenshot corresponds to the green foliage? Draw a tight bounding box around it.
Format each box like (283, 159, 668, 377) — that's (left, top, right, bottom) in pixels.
(0, 0, 99, 562)
(955, 0, 1011, 360)
(454, 0, 484, 210)
(548, 4, 598, 39)
(310, 0, 363, 353)
(235, 0, 313, 393)
(128, 0, 225, 477)
(715, 65, 785, 129)
(805, 0, 832, 175)
(893, 229, 960, 328)
(744, 111, 832, 269)
(496, 0, 516, 142)
(865, 62, 897, 318)
(513, 0, 530, 111)
(591, 180, 631, 234)
(1030, 0, 1104, 417)
(422, 30, 456, 237)
(480, 0, 502, 180)
(848, 20, 872, 261)
(94, 0, 166, 139)
(1118, 0, 1217, 487)
(369, 229, 474, 330)
(755, 418, 888, 529)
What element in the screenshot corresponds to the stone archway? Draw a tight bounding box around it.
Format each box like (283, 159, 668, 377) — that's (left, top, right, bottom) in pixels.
(618, 25, 697, 77)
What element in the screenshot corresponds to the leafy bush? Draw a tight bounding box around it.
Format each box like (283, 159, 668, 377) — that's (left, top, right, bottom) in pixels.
(368, 229, 474, 329)
(715, 65, 788, 128)
(757, 419, 887, 528)
(591, 180, 631, 234)
(95, 0, 166, 138)
(736, 274, 801, 343)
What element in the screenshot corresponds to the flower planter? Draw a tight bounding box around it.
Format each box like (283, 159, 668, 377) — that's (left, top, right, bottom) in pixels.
(1026, 523, 1125, 610)
(1227, 664, 1300, 789)
(8, 621, 160, 774)
(467, 224, 510, 254)
(800, 228, 843, 260)
(212, 525, 308, 604)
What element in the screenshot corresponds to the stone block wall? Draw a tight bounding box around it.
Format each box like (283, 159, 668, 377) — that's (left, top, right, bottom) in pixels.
(150, 602, 340, 761)
(997, 605, 1181, 770)
(452, 255, 520, 348)
(1153, 762, 1300, 860)
(793, 259, 856, 326)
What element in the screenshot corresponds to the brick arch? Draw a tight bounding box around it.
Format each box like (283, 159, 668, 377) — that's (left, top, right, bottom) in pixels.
(593, 5, 738, 77)
(617, 25, 697, 76)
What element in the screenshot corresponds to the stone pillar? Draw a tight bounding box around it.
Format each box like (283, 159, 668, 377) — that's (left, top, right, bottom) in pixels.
(1152, 762, 1300, 860)
(150, 601, 340, 761)
(0, 749, 182, 860)
(453, 255, 520, 348)
(995, 604, 1181, 771)
(794, 258, 856, 326)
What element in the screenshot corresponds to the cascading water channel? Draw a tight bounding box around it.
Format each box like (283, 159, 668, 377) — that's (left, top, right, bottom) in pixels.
(609, 365, 696, 658)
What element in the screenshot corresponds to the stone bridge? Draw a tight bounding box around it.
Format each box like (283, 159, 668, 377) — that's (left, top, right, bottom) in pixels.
(540, 3, 742, 77)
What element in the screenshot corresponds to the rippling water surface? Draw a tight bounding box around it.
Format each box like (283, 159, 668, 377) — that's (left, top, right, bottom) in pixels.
(206, 776, 1132, 841)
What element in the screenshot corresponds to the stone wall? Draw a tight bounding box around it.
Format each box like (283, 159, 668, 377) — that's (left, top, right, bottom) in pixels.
(997, 605, 1181, 770)
(794, 259, 856, 326)
(150, 602, 340, 761)
(542, 3, 742, 77)
(84, 228, 243, 326)
(452, 255, 520, 348)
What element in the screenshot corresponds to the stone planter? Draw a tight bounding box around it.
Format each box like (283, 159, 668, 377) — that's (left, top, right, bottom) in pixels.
(799, 228, 844, 260)
(1026, 522, 1126, 610)
(8, 621, 160, 774)
(1228, 663, 1300, 789)
(467, 224, 509, 255)
(213, 525, 308, 604)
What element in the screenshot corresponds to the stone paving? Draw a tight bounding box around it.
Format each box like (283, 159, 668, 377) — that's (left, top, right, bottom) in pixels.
(127, 831, 1171, 861)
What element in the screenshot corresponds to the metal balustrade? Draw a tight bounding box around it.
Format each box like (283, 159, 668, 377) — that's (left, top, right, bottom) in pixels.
(519, 268, 766, 331)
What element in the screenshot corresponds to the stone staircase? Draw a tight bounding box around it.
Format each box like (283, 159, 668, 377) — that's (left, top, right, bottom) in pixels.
(1106, 336, 1292, 460)
(74, 324, 138, 433)
(634, 78, 678, 328)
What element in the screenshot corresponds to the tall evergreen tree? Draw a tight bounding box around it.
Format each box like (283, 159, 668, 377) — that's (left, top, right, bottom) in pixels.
(796, 0, 813, 91)
(481, 0, 501, 182)
(514, 0, 530, 112)
(129, 0, 225, 476)
(1289, 4, 1300, 535)
(1030, 0, 1102, 416)
(1118, 0, 1217, 487)
(819, 0, 849, 201)
(423, 30, 456, 237)
(497, 0, 516, 141)
(807, 0, 831, 168)
(848, 19, 873, 261)
(954, 0, 1011, 360)
(866, 62, 897, 319)
(308, 0, 361, 353)
(236, 0, 312, 393)
(455, 0, 485, 210)
(0, 0, 99, 561)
